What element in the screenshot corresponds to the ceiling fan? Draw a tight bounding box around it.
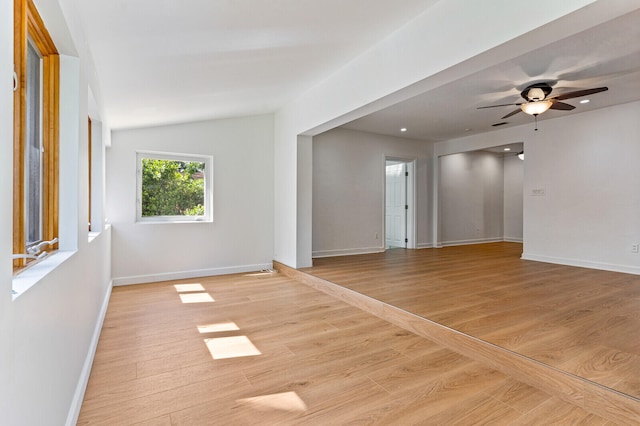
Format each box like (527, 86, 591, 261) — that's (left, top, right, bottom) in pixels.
(478, 82, 608, 129)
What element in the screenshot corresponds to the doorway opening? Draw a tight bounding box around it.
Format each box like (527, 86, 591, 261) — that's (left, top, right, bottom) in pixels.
(434, 143, 523, 248)
(385, 158, 415, 249)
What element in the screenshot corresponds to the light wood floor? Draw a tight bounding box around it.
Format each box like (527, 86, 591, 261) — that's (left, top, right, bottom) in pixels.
(302, 243, 640, 402)
(78, 269, 610, 425)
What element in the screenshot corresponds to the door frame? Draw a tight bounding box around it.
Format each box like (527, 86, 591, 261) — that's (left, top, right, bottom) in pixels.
(384, 156, 416, 249)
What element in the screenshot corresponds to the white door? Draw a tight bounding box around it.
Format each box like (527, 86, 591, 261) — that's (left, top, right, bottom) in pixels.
(385, 162, 407, 248)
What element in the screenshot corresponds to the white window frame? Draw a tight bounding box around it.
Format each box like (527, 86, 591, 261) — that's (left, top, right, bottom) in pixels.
(136, 151, 213, 223)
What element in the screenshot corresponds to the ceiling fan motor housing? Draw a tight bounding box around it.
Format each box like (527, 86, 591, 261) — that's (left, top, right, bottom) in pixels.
(522, 83, 553, 101)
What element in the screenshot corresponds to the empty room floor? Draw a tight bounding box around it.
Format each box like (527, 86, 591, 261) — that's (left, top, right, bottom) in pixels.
(77, 270, 607, 425)
(301, 243, 640, 405)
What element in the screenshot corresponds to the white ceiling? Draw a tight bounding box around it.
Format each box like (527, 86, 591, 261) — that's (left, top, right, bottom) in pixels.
(73, 0, 438, 129)
(343, 8, 640, 142)
(72, 1, 640, 139)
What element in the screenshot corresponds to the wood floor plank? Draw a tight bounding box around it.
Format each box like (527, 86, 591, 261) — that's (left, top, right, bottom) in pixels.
(511, 397, 610, 426)
(366, 348, 471, 394)
(79, 370, 252, 425)
(482, 378, 552, 414)
(443, 393, 522, 426)
(131, 414, 172, 426)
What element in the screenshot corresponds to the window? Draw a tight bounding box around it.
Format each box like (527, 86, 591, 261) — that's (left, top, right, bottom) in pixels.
(25, 41, 42, 247)
(88, 117, 92, 230)
(13, 0, 59, 269)
(136, 151, 213, 223)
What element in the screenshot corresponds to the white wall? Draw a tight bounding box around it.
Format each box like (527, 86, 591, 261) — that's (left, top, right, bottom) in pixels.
(274, 0, 607, 268)
(107, 115, 275, 284)
(504, 154, 524, 242)
(439, 151, 504, 245)
(523, 101, 640, 273)
(312, 128, 433, 256)
(11, 230, 112, 426)
(435, 101, 640, 274)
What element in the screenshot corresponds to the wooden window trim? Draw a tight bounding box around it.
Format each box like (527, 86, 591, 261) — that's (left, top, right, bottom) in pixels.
(13, 0, 59, 270)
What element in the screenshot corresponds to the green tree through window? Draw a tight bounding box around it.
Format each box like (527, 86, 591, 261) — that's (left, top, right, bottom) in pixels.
(141, 158, 205, 217)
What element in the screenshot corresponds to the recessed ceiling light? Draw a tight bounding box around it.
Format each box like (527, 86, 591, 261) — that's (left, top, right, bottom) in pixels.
(400, 128, 407, 132)
(580, 99, 590, 104)
(503, 148, 511, 151)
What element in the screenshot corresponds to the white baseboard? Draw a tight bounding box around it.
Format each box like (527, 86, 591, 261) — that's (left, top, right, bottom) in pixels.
(416, 243, 434, 249)
(313, 239, 520, 256)
(522, 253, 640, 276)
(66, 280, 113, 426)
(504, 237, 523, 243)
(441, 237, 504, 247)
(312, 247, 385, 258)
(113, 263, 274, 286)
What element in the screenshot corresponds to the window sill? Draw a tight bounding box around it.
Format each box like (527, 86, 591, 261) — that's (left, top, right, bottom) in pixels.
(12, 250, 76, 300)
(88, 223, 111, 242)
(135, 219, 213, 225)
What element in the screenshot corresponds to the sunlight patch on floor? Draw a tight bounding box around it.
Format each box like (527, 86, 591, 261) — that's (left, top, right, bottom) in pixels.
(179, 292, 214, 303)
(174, 283, 205, 292)
(236, 391, 308, 413)
(205, 336, 261, 359)
(198, 322, 240, 333)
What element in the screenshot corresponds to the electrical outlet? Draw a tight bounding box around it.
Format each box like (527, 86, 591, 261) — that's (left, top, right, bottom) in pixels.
(375, 233, 379, 240)
(632, 244, 639, 253)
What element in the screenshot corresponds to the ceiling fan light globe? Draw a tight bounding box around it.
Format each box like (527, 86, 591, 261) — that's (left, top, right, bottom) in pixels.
(521, 100, 552, 116)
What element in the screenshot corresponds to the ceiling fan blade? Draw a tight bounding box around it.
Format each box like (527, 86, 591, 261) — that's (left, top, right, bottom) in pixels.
(501, 109, 522, 119)
(552, 87, 608, 101)
(549, 101, 575, 111)
(477, 102, 522, 109)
